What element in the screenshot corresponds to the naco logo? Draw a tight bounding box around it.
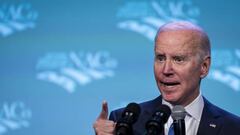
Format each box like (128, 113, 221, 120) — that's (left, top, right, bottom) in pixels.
(0, 102, 32, 134)
(0, 2, 38, 37)
(36, 51, 118, 93)
(208, 49, 240, 92)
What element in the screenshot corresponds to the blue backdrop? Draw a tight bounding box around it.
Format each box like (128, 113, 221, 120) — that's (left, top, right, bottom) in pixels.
(1, 0, 240, 134)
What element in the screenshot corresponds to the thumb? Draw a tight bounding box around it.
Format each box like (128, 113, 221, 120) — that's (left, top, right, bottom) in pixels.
(97, 100, 108, 120)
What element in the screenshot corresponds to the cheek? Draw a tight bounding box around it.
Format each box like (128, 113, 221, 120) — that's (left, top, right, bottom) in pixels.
(180, 62, 201, 77)
(179, 68, 201, 88)
(174, 65, 197, 82)
(154, 64, 162, 78)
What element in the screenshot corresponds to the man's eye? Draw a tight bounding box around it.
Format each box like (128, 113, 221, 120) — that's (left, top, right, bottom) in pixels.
(156, 55, 165, 62)
(174, 56, 185, 63)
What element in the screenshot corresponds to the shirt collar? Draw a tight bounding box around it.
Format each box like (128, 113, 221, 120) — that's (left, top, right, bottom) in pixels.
(162, 93, 204, 122)
(185, 93, 204, 122)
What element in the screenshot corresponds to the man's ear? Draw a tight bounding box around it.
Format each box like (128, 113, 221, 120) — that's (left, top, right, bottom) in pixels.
(200, 56, 211, 78)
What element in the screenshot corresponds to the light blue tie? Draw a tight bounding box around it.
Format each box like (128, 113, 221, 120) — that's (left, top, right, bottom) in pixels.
(168, 123, 174, 135)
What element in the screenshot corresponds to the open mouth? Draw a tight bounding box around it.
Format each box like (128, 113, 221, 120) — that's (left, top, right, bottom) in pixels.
(160, 81, 180, 87)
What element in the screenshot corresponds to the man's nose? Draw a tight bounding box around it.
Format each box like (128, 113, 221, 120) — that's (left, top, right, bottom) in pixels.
(162, 60, 174, 76)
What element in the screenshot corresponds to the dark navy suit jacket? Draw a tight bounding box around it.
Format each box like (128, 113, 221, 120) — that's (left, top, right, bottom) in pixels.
(109, 96, 240, 135)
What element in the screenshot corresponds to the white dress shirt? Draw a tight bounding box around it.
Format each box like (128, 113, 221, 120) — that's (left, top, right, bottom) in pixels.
(162, 93, 204, 135)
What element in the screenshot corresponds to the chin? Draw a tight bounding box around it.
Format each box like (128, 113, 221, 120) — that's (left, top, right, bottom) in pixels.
(163, 94, 176, 101)
(162, 93, 180, 104)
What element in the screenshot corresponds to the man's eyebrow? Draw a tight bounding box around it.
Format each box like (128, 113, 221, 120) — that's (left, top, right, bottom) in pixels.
(173, 52, 190, 57)
(173, 54, 187, 57)
(155, 51, 164, 54)
(155, 53, 164, 55)
(172, 55, 187, 60)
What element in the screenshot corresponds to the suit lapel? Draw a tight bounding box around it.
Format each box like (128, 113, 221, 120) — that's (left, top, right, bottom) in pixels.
(197, 97, 223, 135)
(133, 96, 163, 135)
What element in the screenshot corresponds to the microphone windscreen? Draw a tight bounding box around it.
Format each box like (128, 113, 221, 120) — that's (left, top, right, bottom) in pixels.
(123, 102, 141, 122)
(155, 104, 171, 123)
(171, 105, 186, 120)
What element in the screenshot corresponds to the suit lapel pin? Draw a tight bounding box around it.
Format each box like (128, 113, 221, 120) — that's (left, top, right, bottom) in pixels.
(209, 123, 216, 128)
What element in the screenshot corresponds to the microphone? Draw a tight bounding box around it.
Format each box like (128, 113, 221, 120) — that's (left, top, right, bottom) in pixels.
(171, 105, 187, 135)
(145, 104, 171, 135)
(115, 102, 141, 135)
